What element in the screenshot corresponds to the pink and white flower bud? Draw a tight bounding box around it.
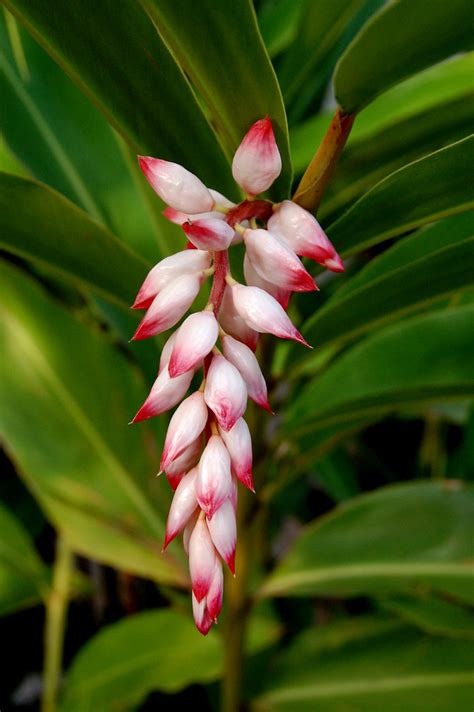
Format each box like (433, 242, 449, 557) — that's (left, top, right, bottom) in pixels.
(131, 365, 193, 423)
(163, 467, 198, 548)
(207, 498, 237, 574)
(219, 287, 259, 351)
(244, 253, 289, 309)
(268, 200, 344, 272)
(192, 593, 213, 635)
(204, 355, 247, 431)
(189, 514, 217, 601)
(163, 207, 225, 226)
(183, 510, 200, 555)
(222, 334, 271, 413)
(232, 117, 282, 195)
(164, 437, 202, 490)
(209, 189, 235, 209)
(183, 218, 235, 251)
(168, 311, 219, 377)
(138, 157, 214, 214)
(132, 250, 211, 310)
(244, 228, 318, 293)
(160, 392, 208, 471)
(196, 435, 232, 518)
(206, 558, 224, 621)
(159, 331, 177, 373)
(132, 273, 203, 340)
(231, 283, 311, 348)
(218, 419, 254, 492)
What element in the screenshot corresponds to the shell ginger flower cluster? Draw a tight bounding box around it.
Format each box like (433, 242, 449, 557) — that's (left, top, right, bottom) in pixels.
(131, 117, 343, 634)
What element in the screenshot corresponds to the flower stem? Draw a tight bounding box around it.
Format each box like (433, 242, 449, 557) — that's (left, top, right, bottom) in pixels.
(41, 535, 73, 712)
(209, 250, 230, 316)
(292, 108, 355, 213)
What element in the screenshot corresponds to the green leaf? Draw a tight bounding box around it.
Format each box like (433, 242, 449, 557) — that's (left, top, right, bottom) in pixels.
(0, 172, 150, 309)
(380, 594, 474, 638)
(300, 221, 474, 351)
(60, 609, 220, 710)
(0, 499, 49, 615)
(286, 306, 474, 432)
(0, 16, 176, 260)
(334, 0, 474, 113)
(0, 261, 185, 586)
(60, 607, 280, 710)
(138, 0, 292, 200)
(327, 137, 474, 256)
(278, 0, 384, 123)
(253, 617, 474, 711)
(3, 0, 235, 194)
(257, 0, 306, 58)
(259, 481, 474, 600)
(291, 53, 474, 175)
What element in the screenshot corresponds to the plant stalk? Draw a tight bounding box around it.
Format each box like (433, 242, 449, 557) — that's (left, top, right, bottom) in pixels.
(41, 535, 73, 712)
(292, 108, 355, 213)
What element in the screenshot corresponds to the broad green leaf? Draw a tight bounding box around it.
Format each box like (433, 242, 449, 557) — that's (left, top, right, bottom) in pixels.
(285, 306, 474, 432)
(3, 0, 235, 195)
(334, 0, 474, 113)
(299, 231, 474, 351)
(0, 15, 176, 260)
(320, 94, 474, 224)
(254, 617, 474, 711)
(0, 262, 185, 586)
(327, 137, 474, 256)
(380, 594, 474, 638)
(60, 608, 280, 710)
(278, 0, 384, 123)
(257, 0, 306, 57)
(332, 211, 474, 301)
(291, 53, 474, 174)
(139, 0, 292, 200)
(0, 499, 49, 615)
(259, 481, 474, 600)
(0, 173, 150, 309)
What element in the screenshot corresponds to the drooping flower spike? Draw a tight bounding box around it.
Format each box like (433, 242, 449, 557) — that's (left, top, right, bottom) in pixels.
(131, 117, 343, 634)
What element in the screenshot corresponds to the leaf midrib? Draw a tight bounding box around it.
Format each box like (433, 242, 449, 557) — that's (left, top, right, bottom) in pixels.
(257, 671, 474, 704)
(5, 313, 164, 540)
(261, 561, 474, 596)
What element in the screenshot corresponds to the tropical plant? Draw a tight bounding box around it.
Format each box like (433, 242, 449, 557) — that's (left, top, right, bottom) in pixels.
(0, 1, 473, 711)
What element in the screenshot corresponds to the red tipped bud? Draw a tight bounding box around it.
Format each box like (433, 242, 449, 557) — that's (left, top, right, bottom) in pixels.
(204, 355, 247, 431)
(207, 498, 237, 574)
(183, 218, 234, 251)
(196, 435, 233, 518)
(138, 156, 214, 213)
(168, 311, 219, 377)
(232, 118, 282, 195)
(218, 419, 254, 492)
(160, 392, 208, 471)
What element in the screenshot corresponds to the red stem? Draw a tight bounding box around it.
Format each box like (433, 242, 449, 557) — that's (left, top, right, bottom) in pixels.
(209, 249, 229, 317)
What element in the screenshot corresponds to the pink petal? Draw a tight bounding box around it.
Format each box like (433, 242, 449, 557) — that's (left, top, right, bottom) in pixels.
(204, 355, 248, 431)
(219, 287, 259, 351)
(207, 498, 237, 574)
(168, 311, 219, 377)
(138, 156, 214, 213)
(222, 334, 271, 413)
(163, 467, 198, 548)
(132, 272, 203, 341)
(244, 252, 289, 309)
(164, 437, 202, 490)
(188, 514, 217, 602)
(192, 592, 213, 635)
(244, 228, 318, 292)
(232, 117, 282, 195)
(268, 200, 344, 272)
(160, 392, 208, 471)
(132, 250, 211, 310)
(196, 435, 233, 518)
(206, 558, 224, 621)
(218, 419, 254, 492)
(131, 366, 193, 423)
(183, 218, 234, 251)
(231, 284, 312, 348)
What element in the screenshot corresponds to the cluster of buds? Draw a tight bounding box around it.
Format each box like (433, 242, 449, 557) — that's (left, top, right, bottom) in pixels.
(131, 118, 343, 634)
